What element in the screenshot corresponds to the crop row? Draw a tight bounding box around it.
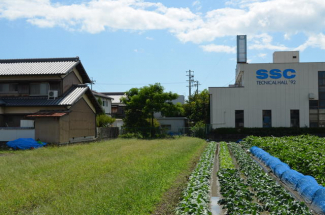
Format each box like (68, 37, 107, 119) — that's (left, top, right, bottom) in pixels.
(175, 141, 216, 215)
(242, 135, 325, 186)
(219, 142, 235, 169)
(218, 143, 312, 215)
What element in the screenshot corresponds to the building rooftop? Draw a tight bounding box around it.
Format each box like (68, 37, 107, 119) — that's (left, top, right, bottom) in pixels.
(0, 57, 91, 83)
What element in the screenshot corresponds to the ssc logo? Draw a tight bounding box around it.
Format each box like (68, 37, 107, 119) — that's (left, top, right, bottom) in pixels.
(256, 69, 296, 79)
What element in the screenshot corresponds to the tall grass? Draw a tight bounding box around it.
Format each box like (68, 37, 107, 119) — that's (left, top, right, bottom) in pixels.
(0, 137, 206, 214)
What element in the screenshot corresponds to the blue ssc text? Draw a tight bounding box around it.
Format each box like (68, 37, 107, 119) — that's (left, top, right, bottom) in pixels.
(256, 69, 296, 79)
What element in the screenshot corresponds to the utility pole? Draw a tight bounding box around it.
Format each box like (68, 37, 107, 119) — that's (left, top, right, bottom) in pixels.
(90, 77, 96, 90)
(193, 80, 201, 94)
(186, 70, 195, 98)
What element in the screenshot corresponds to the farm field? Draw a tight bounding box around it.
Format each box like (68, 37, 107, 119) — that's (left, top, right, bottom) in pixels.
(0, 137, 207, 215)
(217, 142, 313, 214)
(242, 135, 325, 186)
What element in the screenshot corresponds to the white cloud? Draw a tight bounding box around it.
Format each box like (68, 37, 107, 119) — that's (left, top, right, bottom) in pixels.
(296, 33, 325, 51)
(249, 34, 289, 51)
(258, 53, 267, 58)
(192, 1, 202, 11)
(1, 0, 325, 52)
(200, 44, 236, 53)
(146, 36, 154, 40)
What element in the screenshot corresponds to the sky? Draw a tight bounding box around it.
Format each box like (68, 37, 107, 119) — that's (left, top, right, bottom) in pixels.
(1, 0, 325, 98)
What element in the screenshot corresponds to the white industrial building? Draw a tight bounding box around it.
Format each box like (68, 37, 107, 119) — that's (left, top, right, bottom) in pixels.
(209, 37, 325, 128)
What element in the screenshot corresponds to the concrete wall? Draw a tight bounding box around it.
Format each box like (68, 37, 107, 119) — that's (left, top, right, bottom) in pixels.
(0, 128, 35, 141)
(210, 62, 325, 128)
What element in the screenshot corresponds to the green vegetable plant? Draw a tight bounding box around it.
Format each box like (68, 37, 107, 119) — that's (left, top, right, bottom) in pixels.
(241, 135, 325, 186)
(228, 143, 312, 215)
(176, 142, 216, 215)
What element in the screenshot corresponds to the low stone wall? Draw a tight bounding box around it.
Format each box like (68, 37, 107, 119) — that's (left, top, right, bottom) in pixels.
(97, 127, 119, 140)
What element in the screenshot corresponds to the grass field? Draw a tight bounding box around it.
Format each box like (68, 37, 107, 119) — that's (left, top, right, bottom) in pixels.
(0, 137, 207, 215)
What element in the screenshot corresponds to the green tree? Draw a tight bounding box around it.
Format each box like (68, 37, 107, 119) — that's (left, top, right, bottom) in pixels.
(121, 83, 181, 138)
(184, 89, 210, 126)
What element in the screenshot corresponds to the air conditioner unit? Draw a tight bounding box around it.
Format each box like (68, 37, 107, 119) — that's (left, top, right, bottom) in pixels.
(48, 90, 58, 99)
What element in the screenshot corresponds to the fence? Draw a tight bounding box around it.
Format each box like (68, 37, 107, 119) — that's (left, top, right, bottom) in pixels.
(0, 127, 35, 141)
(97, 127, 119, 140)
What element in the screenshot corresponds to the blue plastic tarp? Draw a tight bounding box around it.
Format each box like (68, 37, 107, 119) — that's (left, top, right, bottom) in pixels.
(7, 138, 47, 150)
(311, 187, 325, 214)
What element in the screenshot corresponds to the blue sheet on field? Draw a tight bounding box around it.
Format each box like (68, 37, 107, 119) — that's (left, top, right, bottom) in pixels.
(6, 138, 47, 150)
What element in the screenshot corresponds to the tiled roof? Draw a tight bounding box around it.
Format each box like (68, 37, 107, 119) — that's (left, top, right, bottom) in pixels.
(26, 110, 70, 118)
(0, 58, 78, 76)
(92, 91, 113, 100)
(0, 57, 91, 83)
(0, 85, 88, 106)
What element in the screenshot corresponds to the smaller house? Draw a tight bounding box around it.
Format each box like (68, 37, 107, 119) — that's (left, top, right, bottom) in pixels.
(154, 95, 187, 135)
(92, 91, 112, 116)
(100, 92, 126, 118)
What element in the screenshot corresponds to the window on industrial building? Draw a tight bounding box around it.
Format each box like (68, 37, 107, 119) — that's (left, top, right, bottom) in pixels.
(262, 110, 272, 128)
(235, 110, 244, 128)
(309, 100, 319, 127)
(290, 110, 300, 127)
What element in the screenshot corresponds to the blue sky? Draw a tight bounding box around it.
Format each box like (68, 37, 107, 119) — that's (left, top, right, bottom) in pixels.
(1, 0, 325, 97)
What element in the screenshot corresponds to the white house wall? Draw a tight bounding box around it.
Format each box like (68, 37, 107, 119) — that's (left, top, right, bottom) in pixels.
(210, 62, 325, 128)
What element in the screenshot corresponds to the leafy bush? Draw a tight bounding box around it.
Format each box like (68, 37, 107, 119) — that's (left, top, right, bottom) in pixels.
(191, 121, 206, 139)
(96, 114, 115, 127)
(211, 127, 325, 136)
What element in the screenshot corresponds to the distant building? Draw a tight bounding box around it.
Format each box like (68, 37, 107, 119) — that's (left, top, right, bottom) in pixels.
(155, 95, 187, 134)
(0, 57, 103, 144)
(100, 92, 126, 118)
(209, 50, 325, 128)
(92, 91, 112, 115)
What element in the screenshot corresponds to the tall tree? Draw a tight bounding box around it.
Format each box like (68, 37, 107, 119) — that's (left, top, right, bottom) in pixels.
(184, 89, 210, 126)
(121, 83, 180, 137)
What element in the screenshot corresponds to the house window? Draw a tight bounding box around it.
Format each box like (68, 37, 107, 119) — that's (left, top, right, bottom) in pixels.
(30, 83, 49, 96)
(0, 83, 18, 93)
(263, 110, 272, 128)
(102, 100, 108, 107)
(290, 110, 300, 127)
(235, 110, 244, 128)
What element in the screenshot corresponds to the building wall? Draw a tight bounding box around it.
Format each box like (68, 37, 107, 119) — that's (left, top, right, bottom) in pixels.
(68, 98, 96, 139)
(157, 117, 186, 133)
(35, 117, 60, 143)
(59, 114, 70, 143)
(62, 70, 82, 94)
(210, 62, 325, 128)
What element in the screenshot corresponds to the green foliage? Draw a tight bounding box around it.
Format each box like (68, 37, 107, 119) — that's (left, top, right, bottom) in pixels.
(218, 143, 312, 215)
(219, 142, 235, 169)
(184, 89, 210, 126)
(190, 121, 207, 139)
(0, 137, 206, 215)
(121, 83, 179, 138)
(96, 114, 115, 127)
(176, 141, 216, 215)
(211, 127, 325, 136)
(97, 97, 103, 106)
(241, 135, 325, 186)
